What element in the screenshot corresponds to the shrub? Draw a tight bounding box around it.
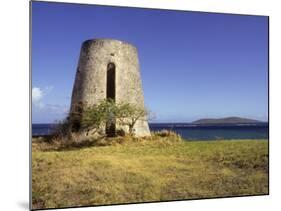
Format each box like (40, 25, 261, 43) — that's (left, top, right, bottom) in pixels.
(152, 130, 183, 143)
(52, 118, 72, 140)
(81, 99, 151, 137)
(81, 99, 116, 136)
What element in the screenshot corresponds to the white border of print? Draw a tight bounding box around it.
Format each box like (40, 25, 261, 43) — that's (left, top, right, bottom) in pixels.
(0, 0, 280, 211)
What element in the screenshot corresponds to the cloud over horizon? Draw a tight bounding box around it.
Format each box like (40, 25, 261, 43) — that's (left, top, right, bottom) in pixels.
(32, 87, 43, 102)
(32, 87, 44, 109)
(32, 86, 69, 122)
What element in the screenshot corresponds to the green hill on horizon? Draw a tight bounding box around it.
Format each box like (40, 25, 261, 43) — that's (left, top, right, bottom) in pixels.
(192, 117, 264, 124)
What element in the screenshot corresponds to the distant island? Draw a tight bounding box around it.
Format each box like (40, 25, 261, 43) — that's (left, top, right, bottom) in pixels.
(192, 117, 264, 125)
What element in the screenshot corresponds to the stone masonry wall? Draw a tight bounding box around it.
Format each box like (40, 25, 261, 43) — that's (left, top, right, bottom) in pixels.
(70, 39, 150, 137)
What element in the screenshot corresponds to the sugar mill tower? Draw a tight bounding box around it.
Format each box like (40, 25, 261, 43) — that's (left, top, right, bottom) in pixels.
(70, 39, 150, 137)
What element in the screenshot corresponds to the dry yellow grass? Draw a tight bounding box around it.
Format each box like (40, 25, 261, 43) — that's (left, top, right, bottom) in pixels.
(32, 136, 268, 209)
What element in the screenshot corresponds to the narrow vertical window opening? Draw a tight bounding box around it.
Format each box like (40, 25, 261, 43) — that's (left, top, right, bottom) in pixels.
(106, 63, 116, 136)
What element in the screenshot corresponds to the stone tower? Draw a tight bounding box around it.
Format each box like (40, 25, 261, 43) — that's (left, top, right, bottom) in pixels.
(70, 39, 150, 137)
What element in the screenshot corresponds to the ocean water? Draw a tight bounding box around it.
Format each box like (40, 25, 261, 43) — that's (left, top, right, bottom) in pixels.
(149, 123, 268, 140)
(32, 123, 268, 140)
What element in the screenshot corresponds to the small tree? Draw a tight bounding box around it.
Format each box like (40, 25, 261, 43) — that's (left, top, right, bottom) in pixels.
(63, 99, 150, 137)
(115, 102, 149, 136)
(81, 99, 116, 136)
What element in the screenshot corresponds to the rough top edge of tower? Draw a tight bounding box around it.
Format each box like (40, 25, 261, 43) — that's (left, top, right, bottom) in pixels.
(82, 38, 137, 49)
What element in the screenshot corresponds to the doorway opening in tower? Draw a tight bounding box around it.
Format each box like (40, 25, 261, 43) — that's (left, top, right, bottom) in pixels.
(106, 62, 116, 136)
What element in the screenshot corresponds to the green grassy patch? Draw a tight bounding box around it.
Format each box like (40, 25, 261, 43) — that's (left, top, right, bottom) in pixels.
(32, 138, 268, 209)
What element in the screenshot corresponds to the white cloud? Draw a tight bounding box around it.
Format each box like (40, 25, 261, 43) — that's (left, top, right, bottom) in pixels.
(32, 86, 69, 116)
(32, 86, 54, 109)
(32, 87, 43, 103)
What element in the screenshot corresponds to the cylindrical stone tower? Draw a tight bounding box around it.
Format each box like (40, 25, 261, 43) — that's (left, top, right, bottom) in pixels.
(70, 39, 150, 137)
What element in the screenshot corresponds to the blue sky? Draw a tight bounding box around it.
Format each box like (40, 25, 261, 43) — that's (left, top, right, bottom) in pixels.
(32, 2, 268, 123)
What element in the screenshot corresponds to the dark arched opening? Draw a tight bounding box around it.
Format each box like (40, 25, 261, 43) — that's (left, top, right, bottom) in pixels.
(106, 63, 116, 136)
(106, 63, 116, 100)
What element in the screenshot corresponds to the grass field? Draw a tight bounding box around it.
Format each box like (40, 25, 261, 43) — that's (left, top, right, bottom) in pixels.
(32, 137, 268, 209)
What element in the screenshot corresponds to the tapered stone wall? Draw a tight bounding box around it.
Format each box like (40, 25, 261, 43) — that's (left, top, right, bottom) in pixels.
(70, 39, 150, 137)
